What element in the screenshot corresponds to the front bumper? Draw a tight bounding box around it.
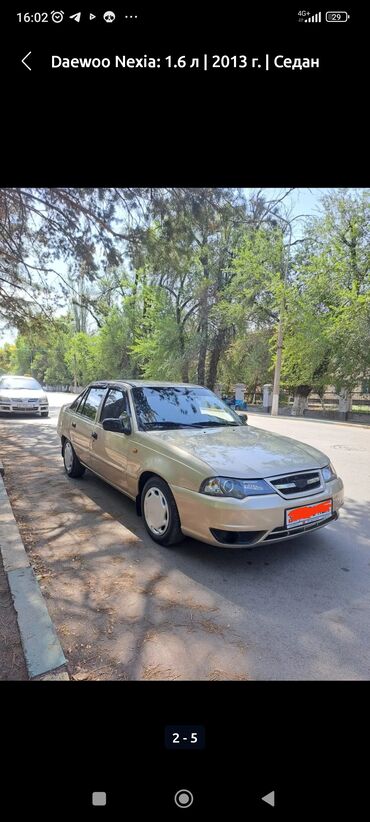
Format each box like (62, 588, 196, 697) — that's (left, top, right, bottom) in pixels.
(0, 403, 48, 413)
(171, 477, 344, 547)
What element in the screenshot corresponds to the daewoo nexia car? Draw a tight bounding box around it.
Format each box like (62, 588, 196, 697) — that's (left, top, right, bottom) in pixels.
(0, 375, 49, 417)
(57, 381, 344, 548)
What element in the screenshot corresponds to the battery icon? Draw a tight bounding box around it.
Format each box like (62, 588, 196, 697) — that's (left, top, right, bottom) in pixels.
(325, 11, 350, 21)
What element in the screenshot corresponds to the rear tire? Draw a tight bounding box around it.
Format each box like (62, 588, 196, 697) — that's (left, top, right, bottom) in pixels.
(63, 439, 85, 478)
(141, 477, 184, 546)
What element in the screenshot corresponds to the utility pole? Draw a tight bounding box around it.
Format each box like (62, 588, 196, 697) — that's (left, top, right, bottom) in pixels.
(271, 221, 292, 416)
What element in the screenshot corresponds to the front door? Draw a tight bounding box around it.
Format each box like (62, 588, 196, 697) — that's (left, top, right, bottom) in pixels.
(90, 387, 131, 491)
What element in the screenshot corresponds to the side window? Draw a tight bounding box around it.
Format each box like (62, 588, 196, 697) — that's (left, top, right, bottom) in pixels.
(79, 387, 106, 421)
(100, 389, 128, 422)
(70, 390, 87, 412)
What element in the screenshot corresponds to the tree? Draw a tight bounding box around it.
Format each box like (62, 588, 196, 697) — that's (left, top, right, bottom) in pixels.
(218, 328, 272, 395)
(281, 189, 370, 413)
(96, 306, 137, 379)
(130, 285, 190, 380)
(8, 319, 72, 384)
(0, 188, 150, 327)
(64, 332, 99, 387)
(0, 342, 15, 374)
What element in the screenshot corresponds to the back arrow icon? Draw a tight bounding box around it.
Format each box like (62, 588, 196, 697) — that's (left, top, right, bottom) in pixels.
(261, 791, 275, 807)
(22, 51, 32, 70)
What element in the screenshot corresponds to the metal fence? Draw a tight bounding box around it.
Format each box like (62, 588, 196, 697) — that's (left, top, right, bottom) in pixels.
(245, 391, 370, 415)
(42, 384, 84, 393)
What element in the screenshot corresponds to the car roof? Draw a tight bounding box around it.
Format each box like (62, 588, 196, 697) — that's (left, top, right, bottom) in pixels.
(90, 380, 205, 389)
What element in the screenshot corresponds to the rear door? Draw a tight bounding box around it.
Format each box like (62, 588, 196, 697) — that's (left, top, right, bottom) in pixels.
(90, 387, 131, 491)
(70, 386, 107, 466)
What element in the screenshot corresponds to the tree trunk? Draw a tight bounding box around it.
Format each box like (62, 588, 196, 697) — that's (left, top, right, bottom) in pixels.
(197, 255, 209, 386)
(197, 300, 208, 385)
(291, 384, 311, 416)
(73, 353, 78, 391)
(338, 388, 351, 420)
(206, 329, 227, 390)
(178, 321, 189, 382)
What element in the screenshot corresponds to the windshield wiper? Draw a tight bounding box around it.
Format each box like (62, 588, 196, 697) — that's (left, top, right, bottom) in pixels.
(143, 421, 194, 430)
(141, 420, 240, 430)
(187, 421, 240, 427)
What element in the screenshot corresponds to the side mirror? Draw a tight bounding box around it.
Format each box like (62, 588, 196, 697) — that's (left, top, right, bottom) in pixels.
(236, 412, 248, 425)
(102, 413, 132, 435)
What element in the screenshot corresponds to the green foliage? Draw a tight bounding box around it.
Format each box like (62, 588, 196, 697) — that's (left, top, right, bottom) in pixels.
(64, 332, 99, 386)
(1, 189, 369, 397)
(0, 343, 15, 374)
(218, 329, 273, 388)
(130, 288, 184, 380)
(281, 189, 370, 393)
(7, 320, 72, 384)
(95, 306, 135, 379)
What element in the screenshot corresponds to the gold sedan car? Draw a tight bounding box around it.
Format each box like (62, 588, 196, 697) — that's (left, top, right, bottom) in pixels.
(57, 381, 344, 548)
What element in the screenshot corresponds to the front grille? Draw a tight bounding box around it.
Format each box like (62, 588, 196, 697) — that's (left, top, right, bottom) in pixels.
(269, 471, 321, 496)
(263, 512, 338, 541)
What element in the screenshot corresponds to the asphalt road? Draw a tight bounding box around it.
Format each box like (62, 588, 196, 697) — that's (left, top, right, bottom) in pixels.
(1, 392, 369, 680)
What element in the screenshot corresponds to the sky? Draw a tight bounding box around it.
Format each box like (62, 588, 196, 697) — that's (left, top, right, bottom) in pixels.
(0, 188, 334, 346)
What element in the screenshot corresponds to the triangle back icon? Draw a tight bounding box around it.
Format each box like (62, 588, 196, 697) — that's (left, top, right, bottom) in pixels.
(262, 791, 275, 807)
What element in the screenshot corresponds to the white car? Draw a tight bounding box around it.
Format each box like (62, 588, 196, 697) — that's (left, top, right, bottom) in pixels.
(0, 375, 49, 417)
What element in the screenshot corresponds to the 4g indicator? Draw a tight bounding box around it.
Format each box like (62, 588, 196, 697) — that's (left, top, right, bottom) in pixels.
(165, 725, 205, 750)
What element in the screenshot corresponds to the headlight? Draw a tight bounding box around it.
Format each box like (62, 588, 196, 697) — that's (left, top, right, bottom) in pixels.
(322, 462, 337, 482)
(41, 395, 48, 403)
(0, 396, 10, 403)
(199, 476, 274, 499)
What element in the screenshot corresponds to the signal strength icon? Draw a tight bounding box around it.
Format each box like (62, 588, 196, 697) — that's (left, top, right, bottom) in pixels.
(304, 11, 322, 22)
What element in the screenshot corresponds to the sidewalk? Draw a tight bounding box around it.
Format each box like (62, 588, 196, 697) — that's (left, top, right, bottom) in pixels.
(0, 461, 68, 681)
(247, 410, 370, 430)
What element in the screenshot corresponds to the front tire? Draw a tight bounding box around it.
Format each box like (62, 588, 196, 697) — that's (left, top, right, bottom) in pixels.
(41, 411, 49, 417)
(141, 477, 184, 546)
(63, 439, 85, 478)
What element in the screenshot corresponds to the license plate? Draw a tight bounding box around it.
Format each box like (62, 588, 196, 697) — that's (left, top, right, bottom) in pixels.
(286, 499, 332, 529)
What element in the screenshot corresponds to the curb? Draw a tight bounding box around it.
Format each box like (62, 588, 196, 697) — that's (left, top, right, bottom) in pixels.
(0, 467, 69, 681)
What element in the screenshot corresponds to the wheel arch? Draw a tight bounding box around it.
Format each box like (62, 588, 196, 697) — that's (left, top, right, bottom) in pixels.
(136, 470, 168, 516)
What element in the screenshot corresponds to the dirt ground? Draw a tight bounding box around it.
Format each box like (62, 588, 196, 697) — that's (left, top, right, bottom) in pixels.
(0, 414, 250, 681)
(0, 552, 27, 680)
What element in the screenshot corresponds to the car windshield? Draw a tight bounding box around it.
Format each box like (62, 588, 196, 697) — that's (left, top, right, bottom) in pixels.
(131, 386, 243, 430)
(0, 377, 42, 390)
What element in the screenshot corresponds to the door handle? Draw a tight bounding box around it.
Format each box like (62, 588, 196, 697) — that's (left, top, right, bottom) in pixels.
(71, 422, 76, 428)
(91, 432, 98, 439)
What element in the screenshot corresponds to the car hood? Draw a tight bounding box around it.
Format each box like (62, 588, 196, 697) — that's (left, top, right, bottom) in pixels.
(0, 389, 44, 399)
(147, 425, 329, 479)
